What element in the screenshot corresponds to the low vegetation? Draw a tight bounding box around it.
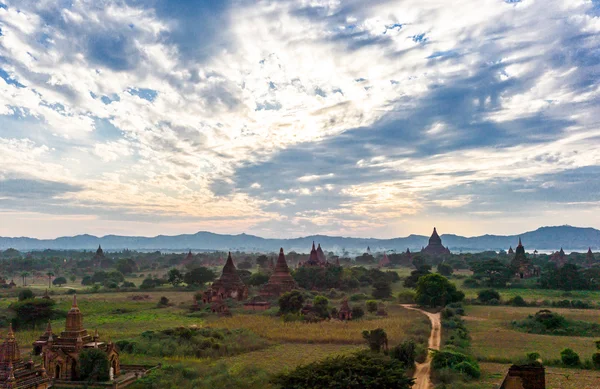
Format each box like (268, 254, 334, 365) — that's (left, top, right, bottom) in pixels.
(511, 309, 600, 337)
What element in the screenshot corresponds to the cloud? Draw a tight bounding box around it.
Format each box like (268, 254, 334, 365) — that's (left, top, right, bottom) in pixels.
(0, 0, 599, 238)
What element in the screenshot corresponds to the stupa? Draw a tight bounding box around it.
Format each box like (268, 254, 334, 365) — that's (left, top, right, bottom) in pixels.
(261, 248, 298, 297)
(0, 324, 50, 389)
(206, 252, 248, 301)
(421, 228, 451, 257)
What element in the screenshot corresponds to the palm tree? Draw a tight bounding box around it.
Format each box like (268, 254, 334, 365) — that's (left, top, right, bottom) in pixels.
(47, 272, 54, 289)
(20, 271, 30, 286)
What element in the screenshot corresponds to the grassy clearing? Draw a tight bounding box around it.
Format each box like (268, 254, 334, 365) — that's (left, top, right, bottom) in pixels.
(210, 306, 430, 345)
(465, 306, 599, 363)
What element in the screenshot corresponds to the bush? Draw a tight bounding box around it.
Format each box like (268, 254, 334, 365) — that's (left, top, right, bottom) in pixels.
(158, 296, 170, 307)
(366, 300, 378, 313)
(140, 278, 158, 289)
(526, 352, 541, 361)
(463, 277, 480, 288)
(122, 281, 136, 288)
(390, 339, 417, 368)
(349, 293, 368, 301)
(351, 306, 364, 319)
(271, 351, 414, 389)
(362, 328, 388, 353)
(560, 348, 580, 366)
(477, 289, 500, 303)
(397, 290, 415, 304)
(431, 348, 480, 378)
(248, 273, 270, 287)
(487, 298, 500, 306)
(53, 276, 67, 286)
(18, 289, 34, 301)
(453, 361, 481, 378)
(592, 353, 600, 368)
(372, 280, 392, 299)
(510, 296, 527, 307)
(278, 291, 304, 314)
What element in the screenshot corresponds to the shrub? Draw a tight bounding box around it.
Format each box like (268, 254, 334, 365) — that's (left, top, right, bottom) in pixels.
(278, 290, 304, 314)
(397, 290, 415, 304)
(526, 352, 541, 362)
(477, 289, 500, 303)
(351, 306, 364, 319)
(366, 300, 378, 313)
(453, 361, 481, 378)
(122, 281, 136, 288)
(158, 296, 170, 307)
(592, 353, 600, 369)
(431, 348, 480, 378)
(140, 278, 157, 289)
(271, 351, 414, 389)
(362, 328, 388, 353)
(52, 276, 67, 286)
(372, 280, 392, 299)
(390, 339, 417, 368)
(350, 293, 368, 301)
(463, 277, 480, 288)
(488, 298, 500, 306)
(18, 289, 34, 301)
(560, 348, 580, 366)
(248, 273, 270, 286)
(510, 296, 527, 307)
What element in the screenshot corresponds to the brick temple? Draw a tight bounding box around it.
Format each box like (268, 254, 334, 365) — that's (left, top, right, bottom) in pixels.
(421, 228, 451, 257)
(260, 248, 298, 297)
(0, 324, 50, 389)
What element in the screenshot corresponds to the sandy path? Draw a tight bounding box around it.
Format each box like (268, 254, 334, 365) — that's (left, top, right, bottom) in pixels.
(400, 305, 441, 389)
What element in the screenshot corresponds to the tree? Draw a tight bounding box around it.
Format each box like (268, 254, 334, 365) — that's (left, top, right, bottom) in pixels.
(18, 289, 34, 301)
(52, 277, 67, 287)
(256, 255, 269, 268)
(69, 274, 77, 283)
(437, 262, 454, 277)
(351, 306, 364, 319)
(362, 328, 388, 353)
(20, 271, 30, 287)
(278, 290, 304, 314)
(391, 339, 417, 368)
(471, 259, 512, 287)
(313, 296, 330, 319)
(372, 280, 392, 299)
(79, 348, 110, 382)
(46, 272, 54, 288)
(81, 275, 93, 286)
(560, 348, 580, 366)
(415, 274, 464, 308)
(10, 299, 57, 328)
(115, 259, 135, 275)
(167, 268, 183, 286)
(183, 267, 216, 286)
(271, 351, 414, 389)
(404, 265, 432, 288)
(248, 272, 270, 286)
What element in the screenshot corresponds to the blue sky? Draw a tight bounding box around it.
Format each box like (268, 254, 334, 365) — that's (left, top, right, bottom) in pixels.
(0, 0, 599, 239)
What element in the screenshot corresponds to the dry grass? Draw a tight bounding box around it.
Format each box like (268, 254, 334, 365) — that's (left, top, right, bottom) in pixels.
(465, 306, 599, 363)
(479, 362, 600, 389)
(210, 306, 429, 345)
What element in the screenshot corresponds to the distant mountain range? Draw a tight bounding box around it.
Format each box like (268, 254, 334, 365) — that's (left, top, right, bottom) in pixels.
(1, 226, 599, 253)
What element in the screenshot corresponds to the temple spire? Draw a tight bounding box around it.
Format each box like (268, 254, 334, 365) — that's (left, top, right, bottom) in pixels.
(72, 294, 78, 308)
(7, 323, 14, 340)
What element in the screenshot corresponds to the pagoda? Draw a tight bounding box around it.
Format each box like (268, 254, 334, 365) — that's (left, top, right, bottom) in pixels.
(379, 252, 391, 268)
(421, 228, 451, 257)
(183, 250, 194, 264)
(550, 248, 567, 267)
(508, 246, 514, 255)
(0, 324, 50, 389)
(260, 248, 298, 297)
(585, 248, 596, 268)
(302, 242, 325, 267)
(93, 245, 104, 260)
(316, 244, 327, 263)
(206, 252, 248, 301)
(510, 238, 536, 279)
(33, 295, 119, 381)
(338, 299, 352, 320)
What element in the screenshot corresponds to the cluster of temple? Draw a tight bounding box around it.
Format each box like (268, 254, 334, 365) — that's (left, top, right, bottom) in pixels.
(509, 238, 539, 278)
(421, 228, 451, 257)
(298, 242, 339, 267)
(199, 248, 300, 314)
(508, 241, 597, 271)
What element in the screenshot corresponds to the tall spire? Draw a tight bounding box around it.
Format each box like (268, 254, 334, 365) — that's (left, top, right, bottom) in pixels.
(518, 237, 522, 247)
(7, 323, 14, 340)
(72, 294, 78, 307)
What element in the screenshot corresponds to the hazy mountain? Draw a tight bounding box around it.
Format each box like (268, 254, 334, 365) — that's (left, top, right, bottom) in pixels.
(0, 226, 598, 253)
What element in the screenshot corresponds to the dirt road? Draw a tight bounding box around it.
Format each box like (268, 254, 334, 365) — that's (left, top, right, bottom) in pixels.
(400, 305, 441, 389)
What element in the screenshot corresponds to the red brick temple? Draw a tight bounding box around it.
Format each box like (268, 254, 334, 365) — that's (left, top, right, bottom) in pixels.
(33, 295, 120, 382)
(0, 324, 50, 389)
(421, 228, 451, 257)
(204, 252, 248, 302)
(260, 248, 298, 297)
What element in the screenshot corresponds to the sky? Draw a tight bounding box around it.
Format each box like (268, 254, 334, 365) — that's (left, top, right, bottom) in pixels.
(0, 0, 599, 239)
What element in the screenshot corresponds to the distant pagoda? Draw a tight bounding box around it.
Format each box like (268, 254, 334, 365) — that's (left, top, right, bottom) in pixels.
(316, 244, 327, 263)
(379, 252, 390, 268)
(550, 248, 567, 267)
(261, 248, 298, 297)
(302, 242, 326, 267)
(508, 246, 514, 255)
(207, 252, 248, 301)
(0, 324, 50, 389)
(421, 227, 451, 257)
(510, 238, 537, 279)
(585, 247, 596, 268)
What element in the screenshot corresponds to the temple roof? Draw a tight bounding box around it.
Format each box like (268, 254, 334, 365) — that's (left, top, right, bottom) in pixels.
(429, 227, 441, 245)
(316, 244, 326, 262)
(212, 252, 246, 290)
(275, 248, 290, 273)
(0, 324, 21, 366)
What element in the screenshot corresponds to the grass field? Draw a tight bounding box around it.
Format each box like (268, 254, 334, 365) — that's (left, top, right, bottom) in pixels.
(465, 305, 600, 364)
